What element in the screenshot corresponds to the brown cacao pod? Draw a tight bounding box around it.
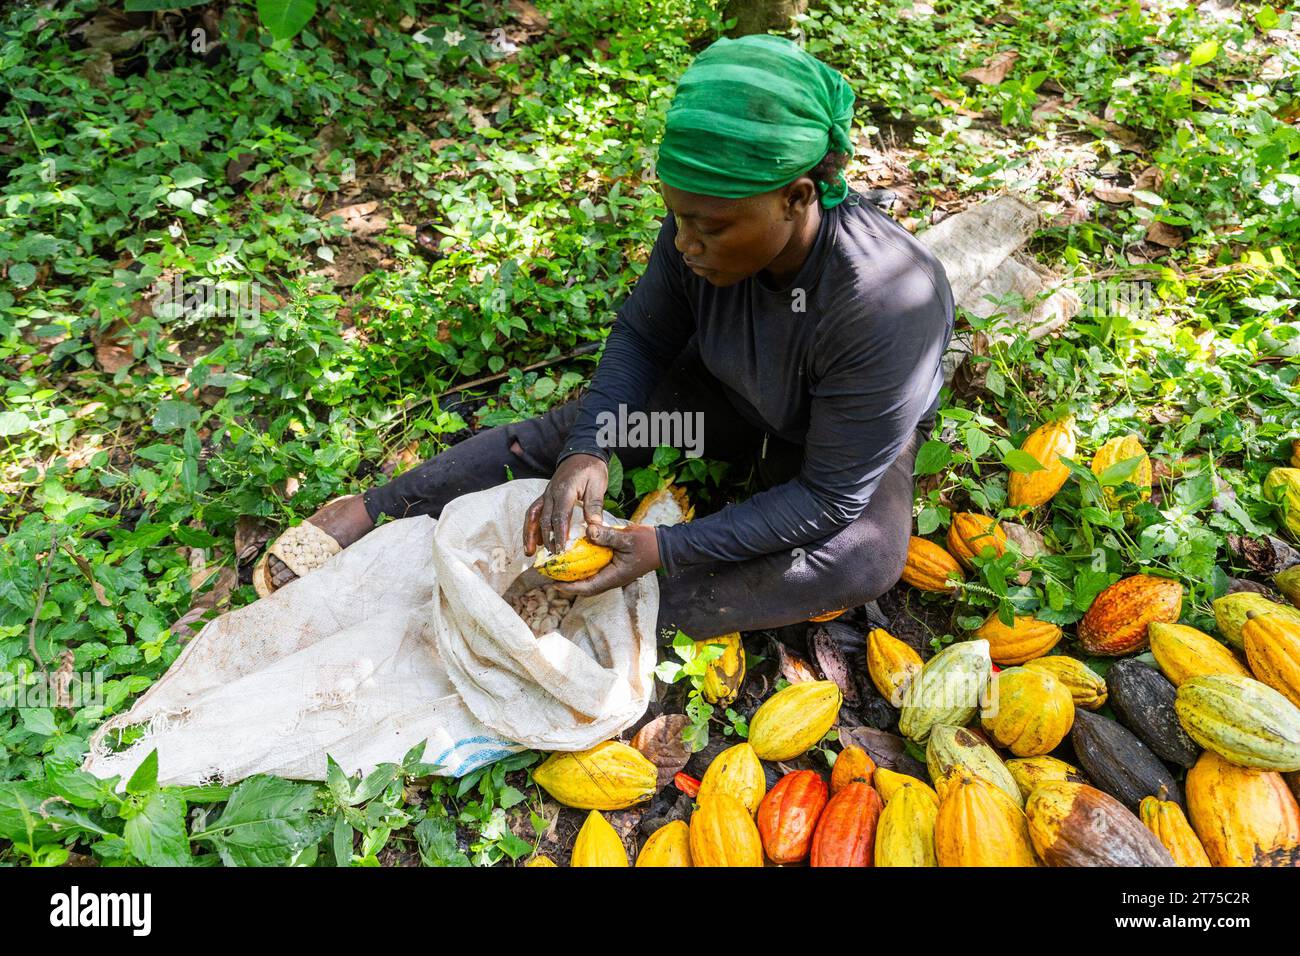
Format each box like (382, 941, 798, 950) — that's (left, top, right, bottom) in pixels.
(696, 742, 767, 815)
(1138, 796, 1211, 867)
(1008, 416, 1077, 509)
(1026, 782, 1174, 866)
(980, 666, 1075, 757)
(688, 792, 764, 867)
(900, 536, 966, 592)
(972, 612, 1063, 666)
(1071, 709, 1182, 810)
(874, 782, 938, 867)
(1243, 612, 1300, 709)
(873, 766, 939, 805)
(946, 513, 1007, 570)
(570, 811, 628, 867)
(1006, 756, 1088, 801)
(809, 781, 883, 867)
(635, 820, 692, 867)
(1148, 621, 1250, 686)
(1078, 573, 1183, 656)
(831, 746, 876, 794)
(1106, 659, 1200, 768)
(934, 772, 1038, 867)
(1213, 592, 1300, 648)
(756, 770, 828, 865)
(1022, 656, 1108, 710)
(1186, 751, 1300, 866)
(866, 628, 923, 705)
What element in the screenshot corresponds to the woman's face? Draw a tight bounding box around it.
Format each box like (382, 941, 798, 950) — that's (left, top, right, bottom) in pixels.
(660, 180, 818, 288)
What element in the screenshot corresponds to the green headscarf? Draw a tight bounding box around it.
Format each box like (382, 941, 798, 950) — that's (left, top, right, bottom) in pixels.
(655, 34, 855, 208)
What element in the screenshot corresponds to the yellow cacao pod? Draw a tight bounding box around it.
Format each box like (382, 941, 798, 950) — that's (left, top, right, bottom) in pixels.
(946, 513, 1007, 570)
(748, 680, 842, 761)
(1214, 591, 1300, 648)
(1264, 467, 1300, 539)
(688, 792, 764, 867)
(1090, 434, 1153, 513)
(524, 855, 557, 867)
(1139, 796, 1211, 867)
(697, 742, 766, 816)
(1276, 567, 1300, 608)
(873, 767, 939, 806)
(695, 632, 746, 706)
(874, 781, 938, 867)
(900, 536, 966, 592)
(980, 667, 1075, 757)
(533, 536, 614, 581)
(532, 740, 657, 810)
(1176, 674, 1300, 771)
(1148, 621, 1251, 686)
(629, 483, 694, 526)
(1005, 755, 1088, 801)
(1022, 656, 1108, 710)
(1008, 416, 1077, 509)
(898, 640, 992, 744)
(866, 628, 923, 705)
(934, 772, 1038, 867)
(570, 810, 628, 867)
(927, 724, 1023, 807)
(1243, 612, 1300, 709)
(1292, 439, 1300, 470)
(635, 820, 692, 867)
(973, 611, 1063, 665)
(1186, 750, 1300, 866)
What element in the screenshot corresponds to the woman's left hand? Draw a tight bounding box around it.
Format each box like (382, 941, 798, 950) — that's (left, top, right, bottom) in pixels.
(553, 522, 662, 598)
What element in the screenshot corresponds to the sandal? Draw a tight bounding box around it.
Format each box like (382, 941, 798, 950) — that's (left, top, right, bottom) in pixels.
(252, 499, 348, 598)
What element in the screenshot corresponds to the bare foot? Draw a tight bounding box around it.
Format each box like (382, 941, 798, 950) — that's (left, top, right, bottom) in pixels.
(266, 495, 375, 589)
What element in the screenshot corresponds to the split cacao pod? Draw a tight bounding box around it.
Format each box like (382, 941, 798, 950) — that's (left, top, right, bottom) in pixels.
(696, 742, 767, 815)
(927, 724, 1023, 807)
(1026, 782, 1174, 866)
(1008, 416, 1077, 509)
(1213, 592, 1300, 648)
(1022, 655, 1108, 710)
(946, 513, 1007, 570)
(1264, 466, 1300, 539)
(1071, 709, 1182, 810)
(809, 781, 883, 867)
(1078, 573, 1183, 656)
(1277, 566, 1300, 608)
(1174, 674, 1300, 772)
(934, 772, 1038, 867)
(866, 628, 923, 705)
(1006, 756, 1088, 801)
(532, 740, 657, 810)
(533, 535, 615, 581)
(571, 811, 628, 867)
(1242, 612, 1300, 709)
(1186, 751, 1300, 867)
(1106, 659, 1200, 768)
(695, 632, 746, 706)
(748, 680, 842, 761)
(688, 792, 764, 867)
(898, 639, 992, 744)
(1091, 434, 1153, 513)
(831, 746, 876, 794)
(756, 770, 828, 864)
(635, 820, 692, 867)
(1139, 796, 1211, 867)
(1148, 621, 1250, 686)
(874, 766, 939, 805)
(874, 782, 938, 867)
(900, 536, 965, 592)
(629, 483, 694, 526)
(980, 666, 1075, 757)
(972, 611, 1063, 666)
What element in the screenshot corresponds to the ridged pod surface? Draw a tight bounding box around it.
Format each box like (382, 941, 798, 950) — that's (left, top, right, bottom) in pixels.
(874, 767, 939, 805)
(866, 628, 923, 705)
(1106, 659, 1200, 768)
(973, 612, 1064, 665)
(980, 666, 1075, 757)
(1242, 613, 1300, 709)
(571, 811, 628, 867)
(1071, 709, 1182, 810)
(1022, 656, 1108, 710)
(688, 793, 764, 867)
(900, 536, 966, 592)
(1091, 434, 1153, 513)
(696, 742, 767, 815)
(1026, 782, 1174, 867)
(810, 782, 883, 867)
(898, 640, 992, 744)
(1277, 567, 1300, 607)
(748, 681, 842, 761)
(946, 513, 1007, 570)
(831, 746, 876, 794)
(1008, 417, 1077, 509)
(532, 740, 657, 810)
(1186, 751, 1300, 867)
(756, 770, 828, 865)
(635, 820, 692, 867)
(1006, 756, 1088, 801)
(1078, 574, 1183, 656)
(874, 783, 938, 867)
(927, 724, 1023, 807)
(1264, 467, 1300, 538)
(1174, 674, 1300, 772)
(1148, 621, 1250, 686)
(695, 632, 746, 706)
(1213, 592, 1300, 648)
(533, 536, 615, 581)
(934, 773, 1038, 867)
(1139, 796, 1211, 867)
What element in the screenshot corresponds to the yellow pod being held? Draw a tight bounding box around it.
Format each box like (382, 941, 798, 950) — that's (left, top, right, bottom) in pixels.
(696, 742, 767, 816)
(688, 792, 764, 867)
(1139, 796, 1211, 867)
(695, 632, 746, 706)
(532, 740, 657, 810)
(1022, 655, 1108, 710)
(1243, 612, 1300, 709)
(748, 681, 842, 761)
(635, 820, 692, 867)
(973, 611, 1063, 666)
(1008, 416, 1077, 509)
(934, 773, 1038, 867)
(873, 766, 939, 805)
(980, 667, 1075, 757)
(874, 783, 938, 867)
(570, 811, 628, 867)
(1186, 751, 1300, 867)
(1148, 621, 1250, 687)
(866, 628, 923, 704)
(1005, 755, 1088, 801)
(533, 534, 615, 581)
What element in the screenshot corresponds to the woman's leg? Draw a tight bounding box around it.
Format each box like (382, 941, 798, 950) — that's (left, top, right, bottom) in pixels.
(654, 427, 923, 640)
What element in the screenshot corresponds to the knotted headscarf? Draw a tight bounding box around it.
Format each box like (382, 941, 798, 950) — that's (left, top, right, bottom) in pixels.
(655, 34, 856, 208)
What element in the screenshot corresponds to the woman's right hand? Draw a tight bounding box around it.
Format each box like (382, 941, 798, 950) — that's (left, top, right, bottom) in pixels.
(524, 453, 610, 556)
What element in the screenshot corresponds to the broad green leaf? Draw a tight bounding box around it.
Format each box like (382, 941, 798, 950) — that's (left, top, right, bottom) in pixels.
(914, 439, 952, 476)
(194, 775, 325, 867)
(124, 791, 191, 866)
(258, 0, 318, 42)
(152, 400, 201, 434)
(126, 749, 159, 795)
(1189, 40, 1218, 68)
(8, 262, 36, 287)
(1003, 449, 1045, 474)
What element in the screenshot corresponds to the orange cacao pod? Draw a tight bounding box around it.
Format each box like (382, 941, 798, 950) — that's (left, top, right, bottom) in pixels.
(809, 781, 883, 868)
(1078, 574, 1183, 656)
(946, 513, 1007, 570)
(973, 611, 1063, 665)
(756, 770, 829, 865)
(831, 746, 876, 794)
(900, 536, 966, 592)
(688, 792, 764, 867)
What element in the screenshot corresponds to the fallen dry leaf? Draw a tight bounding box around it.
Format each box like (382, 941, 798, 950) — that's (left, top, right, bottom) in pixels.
(1145, 220, 1185, 247)
(775, 641, 819, 684)
(508, 0, 549, 31)
(961, 50, 1020, 86)
(630, 714, 692, 789)
(319, 201, 389, 237)
(808, 627, 858, 705)
(1093, 183, 1135, 204)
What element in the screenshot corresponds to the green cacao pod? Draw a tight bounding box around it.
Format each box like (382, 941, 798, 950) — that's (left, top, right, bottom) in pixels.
(1175, 674, 1300, 772)
(1264, 467, 1300, 539)
(926, 724, 1022, 807)
(1276, 566, 1300, 608)
(898, 639, 992, 744)
(1213, 592, 1300, 648)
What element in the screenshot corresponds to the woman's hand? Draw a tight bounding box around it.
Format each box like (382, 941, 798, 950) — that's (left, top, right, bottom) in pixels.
(552, 522, 663, 598)
(524, 453, 609, 557)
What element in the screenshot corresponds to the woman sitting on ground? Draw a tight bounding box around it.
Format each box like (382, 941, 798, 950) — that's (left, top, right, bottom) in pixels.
(252, 34, 955, 641)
